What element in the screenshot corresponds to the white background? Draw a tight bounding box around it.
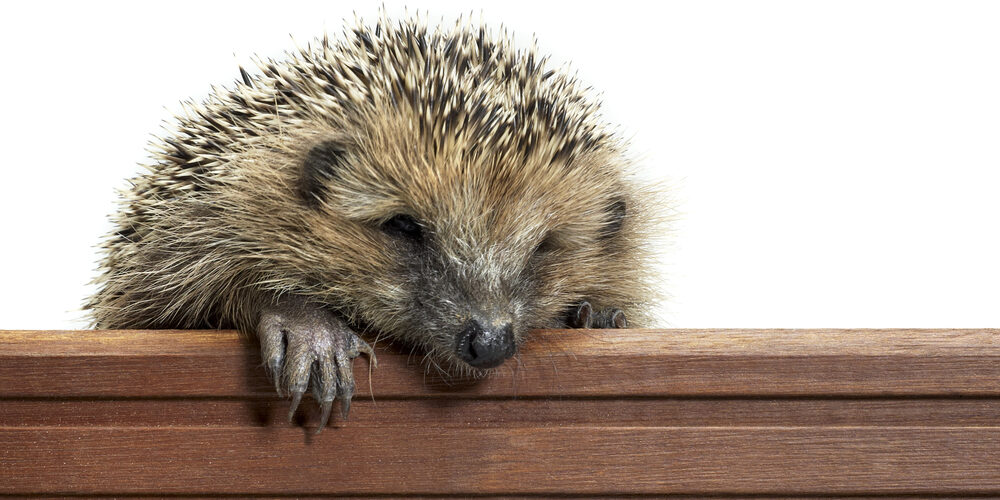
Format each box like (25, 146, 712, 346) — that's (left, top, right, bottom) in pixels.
(1, 1, 997, 329)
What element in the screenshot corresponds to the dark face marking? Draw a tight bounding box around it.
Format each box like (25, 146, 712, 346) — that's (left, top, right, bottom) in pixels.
(299, 140, 347, 206)
(533, 233, 558, 255)
(600, 197, 627, 239)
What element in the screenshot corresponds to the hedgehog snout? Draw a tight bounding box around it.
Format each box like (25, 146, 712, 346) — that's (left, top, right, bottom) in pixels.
(454, 319, 515, 369)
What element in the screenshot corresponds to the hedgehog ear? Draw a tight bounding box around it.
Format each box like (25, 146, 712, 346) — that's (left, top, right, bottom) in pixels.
(600, 197, 627, 239)
(299, 140, 348, 207)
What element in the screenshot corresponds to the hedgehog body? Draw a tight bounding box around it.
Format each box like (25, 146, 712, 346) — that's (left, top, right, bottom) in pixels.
(89, 16, 658, 426)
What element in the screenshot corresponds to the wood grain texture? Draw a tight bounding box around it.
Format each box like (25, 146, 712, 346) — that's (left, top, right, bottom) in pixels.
(2, 427, 999, 495)
(4, 398, 1000, 428)
(1, 329, 999, 397)
(1, 328, 998, 497)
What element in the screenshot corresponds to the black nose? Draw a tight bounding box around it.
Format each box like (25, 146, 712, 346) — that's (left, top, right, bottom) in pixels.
(455, 320, 515, 369)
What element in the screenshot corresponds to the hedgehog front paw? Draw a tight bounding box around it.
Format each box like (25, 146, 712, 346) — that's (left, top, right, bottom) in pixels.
(568, 300, 628, 329)
(257, 297, 376, 433)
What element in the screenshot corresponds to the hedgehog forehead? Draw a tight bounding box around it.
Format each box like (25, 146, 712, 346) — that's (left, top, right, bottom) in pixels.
(304, 118, 622, 243)
(413, 156, 619, 248)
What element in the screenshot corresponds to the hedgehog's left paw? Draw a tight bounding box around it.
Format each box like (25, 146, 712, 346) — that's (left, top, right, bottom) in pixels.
(257, 297, 376, 433)
(568, 300, 628, 329)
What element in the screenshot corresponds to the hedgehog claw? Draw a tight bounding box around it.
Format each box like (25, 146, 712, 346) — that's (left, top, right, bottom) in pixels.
(336, 352, 355, 419)
(568, 301, 628, 329)
(288, 390, 304, 423)
(258, 296, 376, 430)
(316, 401, 333, 433)
(593, 308, 628, 329)
(341, 397, 351, 420)
(611, 309, 628, 329)
(569, 301, 593, 328)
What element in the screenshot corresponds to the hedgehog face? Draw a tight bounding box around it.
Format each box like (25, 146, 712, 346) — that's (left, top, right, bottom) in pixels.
(296, 136, 631, 374)
(381, 212, 523, 370)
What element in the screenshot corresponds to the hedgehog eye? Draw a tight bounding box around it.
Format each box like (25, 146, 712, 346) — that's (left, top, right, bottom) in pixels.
(382, 214, 424, 241)
(600, 197, 627, 239)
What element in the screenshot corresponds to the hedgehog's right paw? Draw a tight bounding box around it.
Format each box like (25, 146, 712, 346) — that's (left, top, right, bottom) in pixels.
(257, 297, 376, 433)
(568, 300, 628, 329)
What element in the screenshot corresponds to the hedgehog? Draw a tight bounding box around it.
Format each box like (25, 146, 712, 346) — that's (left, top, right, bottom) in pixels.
(87, 15, 659, 431)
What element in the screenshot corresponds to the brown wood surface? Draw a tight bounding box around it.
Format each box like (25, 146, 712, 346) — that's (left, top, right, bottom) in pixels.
(2, 328, 999, 397)
(1, 328, 999, 497)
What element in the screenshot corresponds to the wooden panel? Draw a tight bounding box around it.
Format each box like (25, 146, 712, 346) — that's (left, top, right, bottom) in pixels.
(4, 398, 1000, 428)
(1, 328, 998, 496)
(1, 329, 998, 397)
(2, 427, 999, 495)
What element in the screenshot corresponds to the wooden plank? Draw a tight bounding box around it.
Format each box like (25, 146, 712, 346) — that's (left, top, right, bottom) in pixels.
(1, 426, 998, 495)
(0, 497, 977, 500)
(3, 398, 1000, 428)
(2, 329, 999, 496)
(1, 329, 998, 397)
